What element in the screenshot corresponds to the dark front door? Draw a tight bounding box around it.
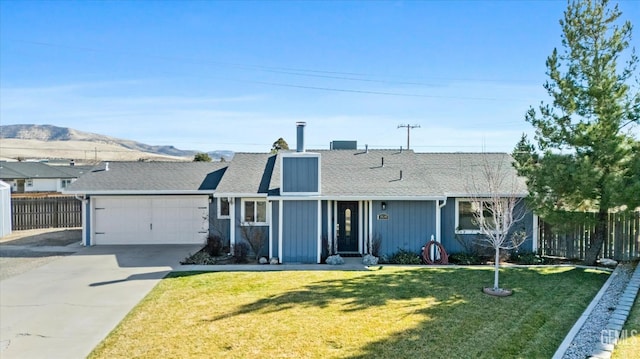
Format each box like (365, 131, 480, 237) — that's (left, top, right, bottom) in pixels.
(337, 201, 359, 252)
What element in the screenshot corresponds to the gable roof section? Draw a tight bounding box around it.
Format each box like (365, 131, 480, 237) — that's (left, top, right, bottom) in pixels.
(0, 162, 79, 180)
(64, 161, 228, 194)
(215, 153, 277, 197)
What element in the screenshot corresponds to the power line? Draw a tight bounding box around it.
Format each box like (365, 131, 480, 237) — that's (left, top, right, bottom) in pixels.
(7, 39, 539, 92)
(397, 124, 421, 150)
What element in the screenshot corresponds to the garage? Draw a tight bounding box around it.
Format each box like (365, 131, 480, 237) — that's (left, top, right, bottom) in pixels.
(92, 195, 209, 245)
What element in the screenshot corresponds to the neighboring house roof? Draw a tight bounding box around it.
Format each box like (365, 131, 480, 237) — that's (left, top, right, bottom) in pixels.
(0, 161, 78, 180)
(56, 165, 94, 178)
(214, 150, 526, 198)
(64, 161, 228, 194)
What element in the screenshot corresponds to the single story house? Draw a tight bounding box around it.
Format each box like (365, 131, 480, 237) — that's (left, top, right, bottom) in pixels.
(0, 161, 92, 193)
(65, 123, 537, 263)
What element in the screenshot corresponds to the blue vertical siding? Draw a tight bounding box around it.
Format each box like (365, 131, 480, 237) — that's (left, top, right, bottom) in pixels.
(282, 157, 319, 193)
(209, 199, 231, 246)
(440, 197, 535, 254)
(282, 200, 318, 263)
(371, 200, 436, 257)
(321, 200, 328, 259)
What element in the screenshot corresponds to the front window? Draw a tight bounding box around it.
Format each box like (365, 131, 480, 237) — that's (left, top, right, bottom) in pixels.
(456, 199, 498, 233)
(218, 198, 230, 219)
(61, 179, 73, 188)
(242, 199, 267, 225)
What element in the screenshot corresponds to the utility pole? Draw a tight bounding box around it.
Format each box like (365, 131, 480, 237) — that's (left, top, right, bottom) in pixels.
(397, 124, 420, 150)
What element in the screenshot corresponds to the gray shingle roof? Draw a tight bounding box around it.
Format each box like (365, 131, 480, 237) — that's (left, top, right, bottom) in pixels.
(0, 162, 78, 180)
(215, 153, 277, 195)
(64, 161, 228, 193)
(215, 150, 526, 198)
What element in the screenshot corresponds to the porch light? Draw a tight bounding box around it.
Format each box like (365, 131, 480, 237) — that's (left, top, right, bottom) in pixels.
(381, 202, 387, 211)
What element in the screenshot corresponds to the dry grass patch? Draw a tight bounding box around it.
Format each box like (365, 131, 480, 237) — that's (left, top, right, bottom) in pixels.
(612, 295, 640, 359)
(89, 266, 608, 359)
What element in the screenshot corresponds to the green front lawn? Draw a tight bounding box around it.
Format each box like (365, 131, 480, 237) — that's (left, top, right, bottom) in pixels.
(89, 266, 608, 359)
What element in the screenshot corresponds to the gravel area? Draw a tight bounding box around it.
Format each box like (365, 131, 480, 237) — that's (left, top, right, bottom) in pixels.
(562, 263, 635, 359)
(0, 228, 81, 281)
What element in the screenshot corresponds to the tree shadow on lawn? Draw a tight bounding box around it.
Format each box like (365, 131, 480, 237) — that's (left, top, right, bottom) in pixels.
(174, 267, 608, 358)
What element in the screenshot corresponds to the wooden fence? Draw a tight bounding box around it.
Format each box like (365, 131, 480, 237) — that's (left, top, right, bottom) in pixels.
(538, 211, 640, 261)
(11, 196, 82, 230)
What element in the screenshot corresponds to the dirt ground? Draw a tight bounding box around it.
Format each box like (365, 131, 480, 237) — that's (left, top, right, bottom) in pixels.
(0, 228, 82, 280)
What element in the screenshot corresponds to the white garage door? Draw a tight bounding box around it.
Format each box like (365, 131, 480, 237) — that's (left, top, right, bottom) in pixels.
(93, 195, 209, 245)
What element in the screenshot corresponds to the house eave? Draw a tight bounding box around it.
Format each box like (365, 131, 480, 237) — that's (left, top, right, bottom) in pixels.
(444, 192, 528, 198)
(268, 195, 447, 201)
(62, 190, 215, 196)
(213, 192, 268, 198)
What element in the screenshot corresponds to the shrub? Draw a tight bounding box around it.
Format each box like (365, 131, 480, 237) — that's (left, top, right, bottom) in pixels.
(371, 234, 382, 257)
(232, 241, 250, 264)
(204, 235, 224, 257)
(239, 224, 266, 260)
(385, 249, 422, 265)
(181, 250, 217, 265)
(509, 251, 546, 265)
(448, 252, 486, 265)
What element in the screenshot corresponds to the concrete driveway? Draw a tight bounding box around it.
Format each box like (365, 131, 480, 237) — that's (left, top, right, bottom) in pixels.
(0, 244, 201, 359)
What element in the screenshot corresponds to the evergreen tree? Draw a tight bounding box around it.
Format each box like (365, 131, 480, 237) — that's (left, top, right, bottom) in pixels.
(193, 152, 212, 162)
(271, 137, 289, 153)
(515, 0, 639, 265)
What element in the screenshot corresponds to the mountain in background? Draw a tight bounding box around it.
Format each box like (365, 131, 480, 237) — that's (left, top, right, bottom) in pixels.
(0, 124, 234, 162)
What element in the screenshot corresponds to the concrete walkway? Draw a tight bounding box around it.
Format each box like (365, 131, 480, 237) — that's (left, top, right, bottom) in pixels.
(0, 244, 200, 359)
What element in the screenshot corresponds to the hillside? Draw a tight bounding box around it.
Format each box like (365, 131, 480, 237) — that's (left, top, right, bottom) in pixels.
(0, 124, 233, 163)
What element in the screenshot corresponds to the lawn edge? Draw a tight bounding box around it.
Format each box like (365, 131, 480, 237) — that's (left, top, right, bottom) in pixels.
(552, 265, 619, 359)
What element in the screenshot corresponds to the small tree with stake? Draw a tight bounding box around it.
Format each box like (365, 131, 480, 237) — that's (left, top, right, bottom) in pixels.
(467, 155, 528, 296)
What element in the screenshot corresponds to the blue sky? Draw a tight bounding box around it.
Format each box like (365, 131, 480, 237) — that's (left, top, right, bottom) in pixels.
(1, 0, 638, 153)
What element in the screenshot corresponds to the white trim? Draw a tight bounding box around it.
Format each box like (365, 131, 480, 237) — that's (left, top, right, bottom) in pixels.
(268, 201, 273, 259)
(278, 199, 283, 263)
(445, 192, 527, 198)
(363, 201, 368, 253)
(64, 190, 216, 195)
(229, 198, 236, 253)
(333, 201, 338, 252)
(532, 213, 539, 252)
(454, 197, 509, 234)
(279, 152, 322, 196)
(271, 195, 446, 201)
(90, 198, 96, 246)
(217, 197, 230, 219)
(81, 197, 88, 246)
(368, 200, 373, 252)
(435, 200, 441, 242)
(358, 200, 363, 254)
(317, 200, 322, 263)
(326, 200, 332, 255)
(214, 192, 268, 198)
(240, 198, 269, 226)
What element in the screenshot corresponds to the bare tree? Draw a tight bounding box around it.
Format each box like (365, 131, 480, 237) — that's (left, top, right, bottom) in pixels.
(467, 155, 528, 292)
(238, 222, 267, 261)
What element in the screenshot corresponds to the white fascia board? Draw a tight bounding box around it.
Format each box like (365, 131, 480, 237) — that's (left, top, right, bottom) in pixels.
(63, 190, 215, 195)
(444, 192, 528, 198)
(213, 192, 268, 198)
(269, 195, 446, 201)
